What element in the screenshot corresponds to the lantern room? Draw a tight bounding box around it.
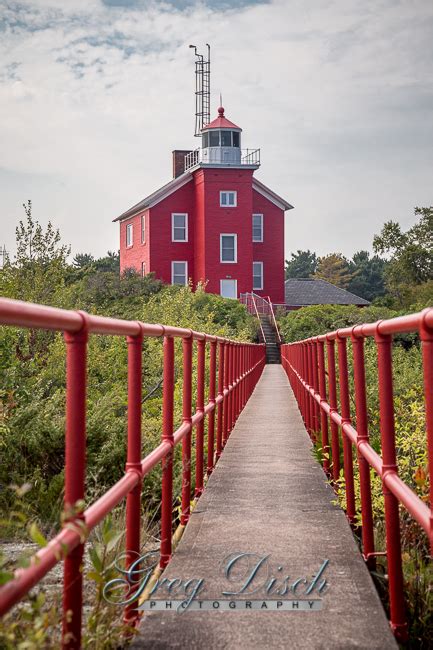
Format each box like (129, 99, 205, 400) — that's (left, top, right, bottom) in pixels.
(201, 106, 242, 165)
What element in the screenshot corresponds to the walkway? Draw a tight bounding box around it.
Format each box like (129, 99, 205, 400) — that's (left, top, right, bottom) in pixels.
(133, 365, 396, 649)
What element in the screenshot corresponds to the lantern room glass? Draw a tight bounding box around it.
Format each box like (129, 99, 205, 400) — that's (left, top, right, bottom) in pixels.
(202, 130, 241, 148)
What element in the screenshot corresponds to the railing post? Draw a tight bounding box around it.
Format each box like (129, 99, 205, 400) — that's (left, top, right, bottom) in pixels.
(216, 340, 225, 459)
(181, 336, 192, 525)
(306, 341, 315, 438)
(207, 340, 217, 476)
(337, 335, 356, 526)
(62, 322, 88, 649)
(124, 326, 144, 627)
(419, 312, 433, 553)
(223, 341, 232, 446)
(312, 339, 320, 436)
(351, 331, 375, 566)
(326, 337, 340, 482)
(236, 344, 241, 419)
(317, 340, 330, 475)
(195, 338, 206, 497)
(223, 341, 229, 446)
(375, 330, 407, 641)
(160, 335, 174, 569)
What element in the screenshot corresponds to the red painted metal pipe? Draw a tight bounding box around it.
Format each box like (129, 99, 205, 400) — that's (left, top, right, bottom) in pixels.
(351, 334, 375, 566)
(326, 339, 340, 482)
(337, 336, 356, 526)
(124, 328, 144, 627)
(181, 337, 192, 526)
(375, 332, 407, 641)
(160, 336, 175, 569)
(195, 339, 206, 497)
(317, 340, 330, 475)
(216, 341, 225, 459)
(62, 325, 88, 649)
(207, 341, 217, 476)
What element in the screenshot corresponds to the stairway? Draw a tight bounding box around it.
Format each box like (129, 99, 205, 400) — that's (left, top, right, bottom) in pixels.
(259, 314, 281, 364)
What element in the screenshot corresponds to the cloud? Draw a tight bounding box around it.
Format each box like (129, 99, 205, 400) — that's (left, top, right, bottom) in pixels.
(0, 0, 432, 262)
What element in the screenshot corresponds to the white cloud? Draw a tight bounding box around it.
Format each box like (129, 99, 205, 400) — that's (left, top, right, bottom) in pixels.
(0, 0, 432, 262)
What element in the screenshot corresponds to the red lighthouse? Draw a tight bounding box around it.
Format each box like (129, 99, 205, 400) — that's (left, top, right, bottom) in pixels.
(114, 55, 293, 304)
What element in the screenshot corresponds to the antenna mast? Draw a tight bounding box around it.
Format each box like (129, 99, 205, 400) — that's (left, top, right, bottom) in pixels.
(189, 44, 210, 137)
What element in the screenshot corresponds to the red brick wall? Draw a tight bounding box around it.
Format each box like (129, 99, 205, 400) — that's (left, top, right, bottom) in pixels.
(252, 190, 285, 304)
(148, 181, 195, 284)
(118, 171, 286, 304)
(196, 168, 254, 298)
(119, 209, 150, 276)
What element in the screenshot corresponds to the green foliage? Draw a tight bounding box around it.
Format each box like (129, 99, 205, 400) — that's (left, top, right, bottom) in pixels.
(373, 206, 433, 304)
(314, 253, 353, 289)
(278, 304, 398, 343)
(347, 250, 387, 302)
(285, 249, 317, 279)
(0, 201, 70, 305)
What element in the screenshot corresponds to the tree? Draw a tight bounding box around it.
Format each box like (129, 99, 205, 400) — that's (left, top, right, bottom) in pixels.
(348, 251, 387, 301)
(93, 251, 120, 274)
(73, 253, 94, 269)
(285, 250, 317, 279)
(314, 253, 352, 289)
(1, 200, 70, 304)
(373, 207, 433, 295)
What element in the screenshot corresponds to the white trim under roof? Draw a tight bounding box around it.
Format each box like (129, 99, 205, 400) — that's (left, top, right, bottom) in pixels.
(252, 178, 294, 211)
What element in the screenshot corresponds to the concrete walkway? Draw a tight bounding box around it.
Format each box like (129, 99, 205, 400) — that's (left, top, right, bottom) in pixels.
(133, 366, 396, 650)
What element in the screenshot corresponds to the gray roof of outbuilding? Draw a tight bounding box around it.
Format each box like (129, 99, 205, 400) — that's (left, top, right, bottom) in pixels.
(284, 278, 369, 306)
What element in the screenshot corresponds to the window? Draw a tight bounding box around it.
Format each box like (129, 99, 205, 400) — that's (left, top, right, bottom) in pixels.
(232, 132, 240, 147)
(171, 261, 188, 285)
(253, 262, 263, 290)
(220, 191, 237, 207)
(202, 132, 209, 148)
(172, 213, 188, 242)
(209, 131, 219, 147)
(141, 261, 146, 277)
(126, 223, 133, 247)
(252, 214, 263, 242)
(141, 215, 146, 244)
(220, 234, 237, 263)
(221, 130, 232, 147)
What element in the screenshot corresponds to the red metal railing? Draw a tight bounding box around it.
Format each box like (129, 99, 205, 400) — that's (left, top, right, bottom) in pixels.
(239, 291, 270, 316)
(0, 297, 265, 647)
(266, 295, 282, 345)
(281, 308, 433, 641)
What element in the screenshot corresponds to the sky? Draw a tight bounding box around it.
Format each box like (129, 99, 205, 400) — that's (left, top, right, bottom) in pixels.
(1, 0, 432, 263)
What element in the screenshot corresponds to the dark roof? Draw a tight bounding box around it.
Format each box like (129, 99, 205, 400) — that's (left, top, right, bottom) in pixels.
(285, 278, 369, 306)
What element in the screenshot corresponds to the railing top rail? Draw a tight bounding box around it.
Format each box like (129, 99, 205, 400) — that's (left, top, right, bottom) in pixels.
(0, 297, 250, 344)
(286, 307, 433, 344)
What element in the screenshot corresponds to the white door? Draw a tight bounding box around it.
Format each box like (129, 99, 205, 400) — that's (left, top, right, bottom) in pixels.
(220, 279, 237, 299)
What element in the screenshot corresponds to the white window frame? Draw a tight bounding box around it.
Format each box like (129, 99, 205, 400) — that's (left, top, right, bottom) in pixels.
(220, 191, 237, 207)
(252, 213, 263, 242)
(141, 261, 146, 277)
(141, 215, 146, 244)
(171, 260, 188, 286)
(220, 233, 238, 263)
(126, 222, 133, 248)
(253, 261, 263, 290)
(171, 213, 188, 242)
(220, 279, 238, 299)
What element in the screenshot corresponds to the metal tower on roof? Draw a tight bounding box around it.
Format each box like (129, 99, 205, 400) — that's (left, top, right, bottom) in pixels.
(189, 44, 210, 137)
